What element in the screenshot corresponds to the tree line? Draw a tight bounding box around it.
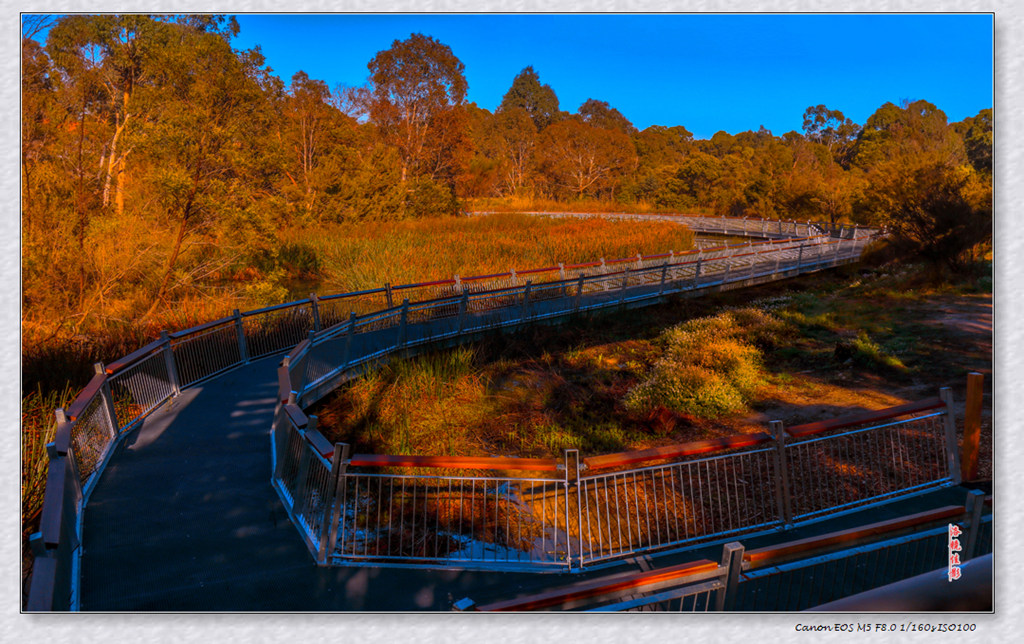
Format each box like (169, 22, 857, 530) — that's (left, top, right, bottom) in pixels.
(22, 15, 992, 333)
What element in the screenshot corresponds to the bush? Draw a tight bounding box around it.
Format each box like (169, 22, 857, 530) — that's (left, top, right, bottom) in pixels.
(624, 308, 784, 418)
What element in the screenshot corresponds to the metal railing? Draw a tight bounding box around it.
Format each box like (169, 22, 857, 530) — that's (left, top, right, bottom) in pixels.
(28, 213, 876, 609)
(454, 492, 992, 611)
(271, 384, 963, 572)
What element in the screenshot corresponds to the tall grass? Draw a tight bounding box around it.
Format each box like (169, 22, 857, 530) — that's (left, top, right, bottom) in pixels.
(279, 212, 696, 295)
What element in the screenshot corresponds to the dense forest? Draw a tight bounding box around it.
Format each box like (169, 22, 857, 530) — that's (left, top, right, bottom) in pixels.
(21, 15, 992, 388)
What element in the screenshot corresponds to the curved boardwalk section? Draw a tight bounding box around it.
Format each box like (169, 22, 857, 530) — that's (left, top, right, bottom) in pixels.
(28, 214, 910, 610)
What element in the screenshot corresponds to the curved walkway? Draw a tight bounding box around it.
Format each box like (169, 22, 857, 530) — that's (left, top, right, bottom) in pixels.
(69, 216, 898, 610)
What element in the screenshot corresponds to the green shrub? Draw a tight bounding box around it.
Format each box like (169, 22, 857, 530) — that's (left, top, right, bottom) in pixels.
(624, 308, 783, 418)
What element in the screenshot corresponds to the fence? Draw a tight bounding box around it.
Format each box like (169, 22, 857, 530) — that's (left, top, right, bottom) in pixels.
(272, 380, 977, 572)
(27, 213, 875, 610)
(454, 491, 992, 611)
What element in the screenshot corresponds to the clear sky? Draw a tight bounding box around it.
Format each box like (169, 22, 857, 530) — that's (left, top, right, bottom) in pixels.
(229, 13, 992, 139)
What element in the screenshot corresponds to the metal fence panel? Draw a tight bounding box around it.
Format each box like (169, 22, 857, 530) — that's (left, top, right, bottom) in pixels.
(578, 448, 778, 564)
(334, 472, 571, 570)
(786, 413, 951, 521)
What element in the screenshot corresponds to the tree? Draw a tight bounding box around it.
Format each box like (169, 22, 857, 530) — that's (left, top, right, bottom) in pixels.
(364, 33, 468, 188)
(498, 65, 561, 131)
(851, 100, 960, 169)
(861, 161, 991, 271)
(961, 108, 992, 175)
(801, 104, 859, 160)
(281, 71, 359, 222)
(537, 117, 636, 200)
(140, 21, 274, 317)
(578, 98, 637, 135)
(47, 15, 170, 218)
(494, 106, 537, 195)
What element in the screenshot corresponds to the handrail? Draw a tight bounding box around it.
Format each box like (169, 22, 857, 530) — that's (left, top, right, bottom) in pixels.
(166, 314, 235, 339)
(475, 558, 720, 611)
(104, 338, 164, 374)
(583, 432, 773, 471)
(786, 397, 946, 438)
(64, 374, 105, 421)
(742, 505, 966, 566)
(347, 453, 561, 472)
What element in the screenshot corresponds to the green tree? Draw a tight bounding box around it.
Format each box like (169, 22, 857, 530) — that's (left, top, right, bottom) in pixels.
(498, 65, 561, 131)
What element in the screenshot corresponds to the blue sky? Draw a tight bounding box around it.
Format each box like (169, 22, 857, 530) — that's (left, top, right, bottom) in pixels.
(31, 13, 994, 139)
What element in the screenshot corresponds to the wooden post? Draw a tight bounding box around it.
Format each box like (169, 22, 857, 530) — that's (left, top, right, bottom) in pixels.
(771, 420, 793, 528)
(659, 262, 668, 295)
(309, 293, 321, 332)
(718, 542, 745, 611)
(962, 372, 984, 482)
(796, 244, 804, 273)
(233, 309, 249, 364)
(939, 387, 963, 485)
(94, 362, 119, 438)
(384, 282, 393, 309)
(160, 330, 180, 396)
(574, 275, 585, 312)
(963, 489, 985, 560)
(558, 263, 566, 296)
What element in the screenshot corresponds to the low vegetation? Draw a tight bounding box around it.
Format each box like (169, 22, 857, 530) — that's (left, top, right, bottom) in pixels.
(313, 261, 991, 468)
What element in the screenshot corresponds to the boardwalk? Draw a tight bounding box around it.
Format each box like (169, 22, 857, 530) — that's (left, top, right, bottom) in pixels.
(31, 214, 925, 611)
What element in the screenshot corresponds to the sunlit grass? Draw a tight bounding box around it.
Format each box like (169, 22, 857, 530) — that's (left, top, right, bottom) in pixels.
(279, 212, 696, 295)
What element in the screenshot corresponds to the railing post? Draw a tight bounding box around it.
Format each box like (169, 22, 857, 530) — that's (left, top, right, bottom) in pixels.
(770, 420, 793, 528)
(384, 282, 393, 309)
(563, 448, 583, 571)
(834, 238, 842, 265)
(694, 255, 703, 287)
(558, 263, 566, 296)
(160, 330, 180, 396)
(398, 298, 409, 349)
(659, 262, 668, 295)
(962, 372, 984, 482)
(620, 268, 630, 304)
(94, 362, 119, 438)
(341, 312, 357, 370)
(521, 281, 532, 321)
(309, 293, 321, 332)
(939, 387, 962, 485)
(298, 330, 315, 393)
(718, 542, 745, 611)
(599, 258, 607, 290)
(963, 489, 985, 560)
(721, 254, 732, 287)
(322, 442, 350, 564)
(457, 287, 469, 333)
(233, 309, 249, 364)
(796, 245, 804, 273)
(574, 275, 585, 312)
